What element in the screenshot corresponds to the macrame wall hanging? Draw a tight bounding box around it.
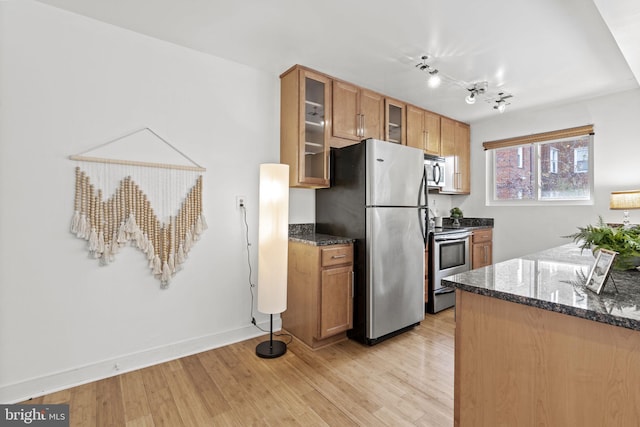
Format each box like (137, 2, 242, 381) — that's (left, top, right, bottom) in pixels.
(69, 128, 207, 288)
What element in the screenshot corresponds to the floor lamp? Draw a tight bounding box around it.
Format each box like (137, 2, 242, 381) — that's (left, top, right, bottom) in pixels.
(256, 163, 289, 358)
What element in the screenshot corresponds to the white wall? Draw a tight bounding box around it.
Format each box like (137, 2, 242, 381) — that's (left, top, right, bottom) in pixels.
(0, 1, 286, 402)
(460, 89, 640, 263)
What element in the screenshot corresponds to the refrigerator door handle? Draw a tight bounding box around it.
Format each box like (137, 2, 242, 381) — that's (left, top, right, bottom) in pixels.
(419, 207, 427, 242)
(351, 271, 355, 298)
(419, 165, 427, 206)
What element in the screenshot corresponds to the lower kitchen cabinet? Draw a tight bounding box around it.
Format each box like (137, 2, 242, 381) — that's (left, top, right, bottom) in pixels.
(471, 228, 493, 269)
(282, 241, 354, 349)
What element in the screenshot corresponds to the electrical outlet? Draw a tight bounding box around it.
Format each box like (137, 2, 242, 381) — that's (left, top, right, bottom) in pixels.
(236, 196, 246, 209)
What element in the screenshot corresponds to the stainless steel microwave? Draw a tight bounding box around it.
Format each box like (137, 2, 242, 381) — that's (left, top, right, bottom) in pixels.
(424, 154, 445, 188)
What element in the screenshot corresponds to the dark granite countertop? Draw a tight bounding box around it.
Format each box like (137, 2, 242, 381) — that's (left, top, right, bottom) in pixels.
(288, 223, 355, 246)
(441, 217, 494, 229)
(443, 243, 640, 331)
(435, 217, 493, 232)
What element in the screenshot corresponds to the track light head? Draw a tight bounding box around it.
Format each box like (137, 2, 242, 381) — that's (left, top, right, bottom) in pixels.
(427, 70, 441, 88)
(465, 92, 477, 104)
(492, 92, 513, 113)
(465, 81, 487, 104)
(417, 55, 441, 88)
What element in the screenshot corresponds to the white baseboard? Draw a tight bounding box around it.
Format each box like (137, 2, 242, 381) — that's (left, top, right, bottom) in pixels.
(0, 319, 279, 404)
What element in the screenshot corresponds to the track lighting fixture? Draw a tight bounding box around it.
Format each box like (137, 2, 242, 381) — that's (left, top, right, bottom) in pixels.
(465, 92, 477, 105)
(427, 70, 441, 88)
(413, 54, 514, 113)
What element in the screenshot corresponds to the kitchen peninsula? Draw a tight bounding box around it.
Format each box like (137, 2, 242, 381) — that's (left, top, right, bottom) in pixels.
(443, 243, 640, 426)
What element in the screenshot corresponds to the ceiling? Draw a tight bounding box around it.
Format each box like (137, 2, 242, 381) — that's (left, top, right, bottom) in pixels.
(35, 0, 640, 123)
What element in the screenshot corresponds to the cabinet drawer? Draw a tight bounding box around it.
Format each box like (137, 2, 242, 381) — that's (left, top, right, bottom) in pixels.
(472, 228, 493, 243)
(321, 245, 353, 267)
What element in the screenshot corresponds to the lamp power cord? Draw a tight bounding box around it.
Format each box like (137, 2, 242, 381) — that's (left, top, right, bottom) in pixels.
(240, 204, 292, 344)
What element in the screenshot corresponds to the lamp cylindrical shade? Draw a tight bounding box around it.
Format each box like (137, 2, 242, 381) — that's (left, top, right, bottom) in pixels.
(257, 163, 289, 315)
(609, 190, 640, 210)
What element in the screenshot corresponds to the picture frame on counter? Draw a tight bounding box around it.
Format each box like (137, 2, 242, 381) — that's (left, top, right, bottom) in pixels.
(585, 249, 617, 294)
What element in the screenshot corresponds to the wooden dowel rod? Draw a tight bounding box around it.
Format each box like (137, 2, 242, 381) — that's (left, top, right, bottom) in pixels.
(69, 155, 206, 172)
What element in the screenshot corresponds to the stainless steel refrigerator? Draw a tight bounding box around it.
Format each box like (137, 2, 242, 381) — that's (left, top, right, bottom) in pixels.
(316, 138, 427, 345)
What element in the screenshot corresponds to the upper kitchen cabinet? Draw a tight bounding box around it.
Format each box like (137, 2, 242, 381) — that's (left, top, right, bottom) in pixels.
(384, 98, 406, 145)
(280, 65, 331, 188)
(279, 64, 473, 192)
(440, 117, 470, 194)
(406, 105, 441, 155)
(332, 81, 383, 147)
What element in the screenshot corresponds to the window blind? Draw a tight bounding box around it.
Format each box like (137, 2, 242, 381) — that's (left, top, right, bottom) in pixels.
(482, 124, 594, 151)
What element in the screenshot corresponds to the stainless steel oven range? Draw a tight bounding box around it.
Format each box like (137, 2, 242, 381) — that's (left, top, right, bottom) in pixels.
(427, 228, 471, 313)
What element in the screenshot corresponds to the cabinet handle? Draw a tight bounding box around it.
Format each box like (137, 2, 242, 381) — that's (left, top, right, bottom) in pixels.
(424, 130, 429, 151)
(361, 114, 365, 137)
(351, 271, 355, 298)
(331, 254, 347, 259)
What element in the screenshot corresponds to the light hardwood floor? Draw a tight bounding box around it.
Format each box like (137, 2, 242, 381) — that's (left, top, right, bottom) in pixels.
(25, 309, 455, 426)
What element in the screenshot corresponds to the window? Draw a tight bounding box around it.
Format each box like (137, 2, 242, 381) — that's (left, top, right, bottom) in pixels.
(549, 148, 558, 174)
(484, 125, 594, 204)
(516, 147, 523, 168)
(574, 147, 588, 173)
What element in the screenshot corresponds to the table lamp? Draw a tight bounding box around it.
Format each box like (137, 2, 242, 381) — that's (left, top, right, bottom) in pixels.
(610, 189, 640, 229)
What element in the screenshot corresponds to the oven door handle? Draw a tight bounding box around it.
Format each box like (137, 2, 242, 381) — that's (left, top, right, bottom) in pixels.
(434, 287, 455, 295)
(434, 234, 470, 242)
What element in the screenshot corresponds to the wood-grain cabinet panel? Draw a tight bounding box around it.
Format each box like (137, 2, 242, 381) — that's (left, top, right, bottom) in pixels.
(282, 241, 354, 349)
(471, 228, 492, 269)
(332, 81, 383, 145)
(280, 65, 331, 188)
(280, 65, 471, 191)
(440, 118, 470, 194)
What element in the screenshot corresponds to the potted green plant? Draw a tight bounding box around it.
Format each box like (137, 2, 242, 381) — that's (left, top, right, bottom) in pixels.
(450, 207, 463, 227)
(565, 216, 640, 270)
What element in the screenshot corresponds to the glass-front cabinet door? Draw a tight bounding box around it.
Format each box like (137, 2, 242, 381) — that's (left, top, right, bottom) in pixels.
(280, 65, 331, 188)
(302, 74, 330, 185)
(385, 98, 406, 145)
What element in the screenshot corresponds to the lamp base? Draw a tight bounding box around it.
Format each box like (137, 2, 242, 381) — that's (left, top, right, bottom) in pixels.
(256, 340, 287, 359)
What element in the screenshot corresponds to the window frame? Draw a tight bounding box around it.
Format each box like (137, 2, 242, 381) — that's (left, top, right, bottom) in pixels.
(486, 134, 594, 206)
